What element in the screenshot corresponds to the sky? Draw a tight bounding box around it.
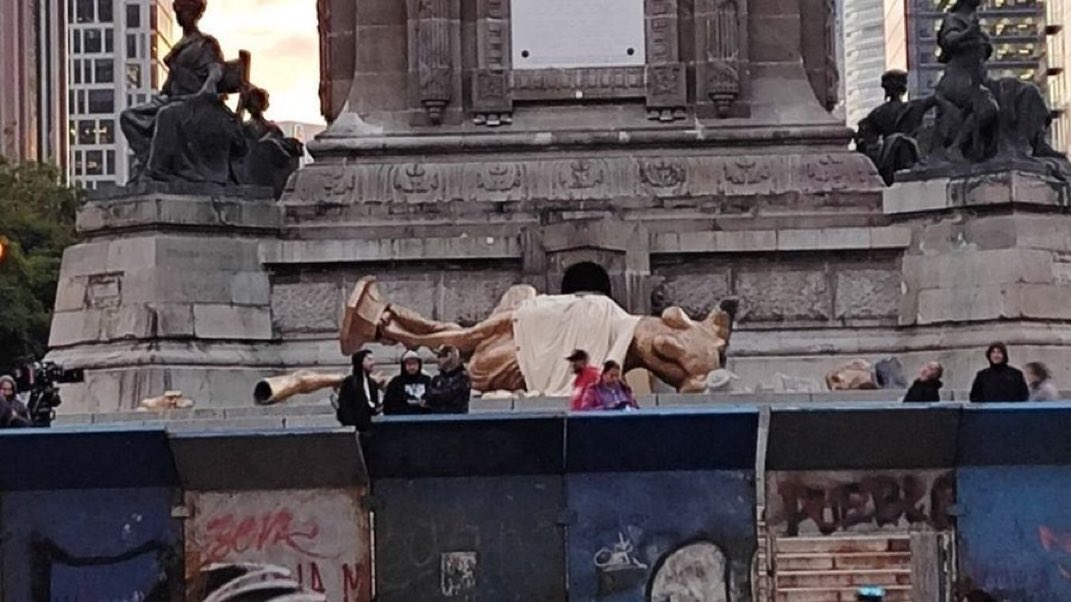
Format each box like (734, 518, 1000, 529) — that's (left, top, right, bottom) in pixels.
(198, 0, 324, 125)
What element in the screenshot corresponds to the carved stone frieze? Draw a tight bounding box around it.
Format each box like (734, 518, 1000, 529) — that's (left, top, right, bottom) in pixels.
(511, 67, 647, 101)
(284, 152, 880, 206)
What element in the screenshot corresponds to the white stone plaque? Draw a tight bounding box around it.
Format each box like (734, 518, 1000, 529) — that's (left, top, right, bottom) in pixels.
(511, 0, 646, 69)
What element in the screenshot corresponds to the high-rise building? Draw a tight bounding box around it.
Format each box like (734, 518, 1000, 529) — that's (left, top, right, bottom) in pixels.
(1047, 0, 1071, 151)
(0, 0, 67, 167)
(844, 0, 890, 127)
(67, 0, 173, 189)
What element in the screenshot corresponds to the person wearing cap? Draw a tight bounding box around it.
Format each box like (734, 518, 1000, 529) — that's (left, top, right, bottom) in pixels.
(383, 349, 433, 415)
(424, 345, 471, 414)
(567, 349, 600, 411)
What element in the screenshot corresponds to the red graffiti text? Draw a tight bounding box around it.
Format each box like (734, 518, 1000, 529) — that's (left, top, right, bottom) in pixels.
(203, 509, 325, 562)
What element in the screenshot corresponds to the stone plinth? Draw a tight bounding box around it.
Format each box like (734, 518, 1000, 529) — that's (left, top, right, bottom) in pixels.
(46, 187, 284, 412)
(885, 169, 1071, 215)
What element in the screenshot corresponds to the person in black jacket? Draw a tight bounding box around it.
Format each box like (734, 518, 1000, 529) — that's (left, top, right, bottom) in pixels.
(969, 342, 1029, 403)
(903, 361, 944, 403)
(383, 350, 433, 415)
(425, 345, 471, 414)
(336, 349, 381, 430)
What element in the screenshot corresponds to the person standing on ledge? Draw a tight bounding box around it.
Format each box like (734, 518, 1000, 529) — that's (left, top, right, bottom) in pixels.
(969, 342, 1029, 402)
(383, 350, 432, 415)
(336, 349, 382, 430)
(1025, 361, 1059, 401)
(903, 361, 944, 403)
(567, 349, 600, 411)
(424, 346, 471, 414)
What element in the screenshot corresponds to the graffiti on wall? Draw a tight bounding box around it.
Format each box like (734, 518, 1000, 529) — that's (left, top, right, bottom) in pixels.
(30, 534, 178, 601)
(441, 551, 478, 597)
(1039, 526, 1071, 581)
(186, 489, 370, 602)
(767, 470, 955, 536)
(188, 563, 327, 601)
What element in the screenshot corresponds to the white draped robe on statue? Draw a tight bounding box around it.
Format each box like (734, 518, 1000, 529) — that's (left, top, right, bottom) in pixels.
(512, 294, 641, 396)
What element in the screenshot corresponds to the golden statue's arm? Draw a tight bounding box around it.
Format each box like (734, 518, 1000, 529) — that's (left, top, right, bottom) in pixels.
(253, 370, 347, 405)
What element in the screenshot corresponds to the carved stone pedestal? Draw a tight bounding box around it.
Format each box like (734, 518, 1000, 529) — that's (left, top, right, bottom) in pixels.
(46, 186, 284, 412)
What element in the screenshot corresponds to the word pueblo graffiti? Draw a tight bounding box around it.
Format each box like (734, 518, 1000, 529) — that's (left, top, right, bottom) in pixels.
(769, 470, 955, 536)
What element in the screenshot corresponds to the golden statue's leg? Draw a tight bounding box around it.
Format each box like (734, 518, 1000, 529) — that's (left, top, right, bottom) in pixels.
(380, 313, 511, 355)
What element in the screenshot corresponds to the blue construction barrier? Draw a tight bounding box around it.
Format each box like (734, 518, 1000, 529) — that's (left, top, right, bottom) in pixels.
(4, 404, 1071, 600)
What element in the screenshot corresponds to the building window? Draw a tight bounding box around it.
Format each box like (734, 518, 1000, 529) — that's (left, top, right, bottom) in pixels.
(95, 59, 114, 83)
(76, 0, 95, 23)
(86, 150, 104, 175)
(126, 33, 137, 58)
(78, 120, 96, 144)
(99, 120, 115, 144)
(126, 63, 142, 87)
(73, 30, 82, 53)
(84, 29, 102, 53)
(98, 0, 113, 22)
(106, 150, 116, 175)
(105, 28, 114, 52)
(87, 89, 114, 114)
(76, 90, 86, 114)
(126, 3, 140, 28)
(73, 150, 85, 175)
(72, 60, 82, 84)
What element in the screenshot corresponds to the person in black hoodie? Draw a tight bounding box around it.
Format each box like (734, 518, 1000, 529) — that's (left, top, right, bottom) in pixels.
(383, 350, 433, 415)
(424, 345, 471, 414)
(336, 349, 381, 430)
(969, 342, 1029, 402)
(903, 361, 944, 402)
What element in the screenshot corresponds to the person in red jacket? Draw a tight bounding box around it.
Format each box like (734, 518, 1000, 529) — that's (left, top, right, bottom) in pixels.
(567, 349, 600, 411)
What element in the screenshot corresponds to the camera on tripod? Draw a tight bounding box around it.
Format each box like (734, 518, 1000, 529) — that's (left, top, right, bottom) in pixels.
(22, 361, 84, 427)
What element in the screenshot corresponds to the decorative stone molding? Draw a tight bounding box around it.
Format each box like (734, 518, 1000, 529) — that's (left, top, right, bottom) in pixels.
(695, 0, 749, 118)
(408, 0, 460, 125)
(512, 67, 647, 101)
(473, 0, 513, 126)
(644, 0, 686, 122)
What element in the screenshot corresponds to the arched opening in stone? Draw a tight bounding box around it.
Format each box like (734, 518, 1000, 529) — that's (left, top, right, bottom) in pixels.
(561, 262, 612, 296)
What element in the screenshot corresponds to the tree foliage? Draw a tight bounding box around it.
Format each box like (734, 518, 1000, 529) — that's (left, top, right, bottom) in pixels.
(0, 159, 80, 374)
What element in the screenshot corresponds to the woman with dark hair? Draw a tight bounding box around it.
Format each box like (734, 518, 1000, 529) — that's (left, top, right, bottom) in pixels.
(1025, 361, 1059, 401)
(578, 360, 639, 412)
(335, 349, 381, 430)
(0, 375, 30, 428)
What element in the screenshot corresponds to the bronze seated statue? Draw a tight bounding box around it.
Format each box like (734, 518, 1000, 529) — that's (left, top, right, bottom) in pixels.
(119, 0, 302, 197)
(855, 0, 1070, 185)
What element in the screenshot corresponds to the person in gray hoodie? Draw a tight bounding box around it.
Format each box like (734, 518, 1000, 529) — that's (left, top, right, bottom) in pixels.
(383, 350, 433, 415)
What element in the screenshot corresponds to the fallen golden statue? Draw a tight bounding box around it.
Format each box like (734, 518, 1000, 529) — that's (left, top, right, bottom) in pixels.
(341, 276, 737, 394)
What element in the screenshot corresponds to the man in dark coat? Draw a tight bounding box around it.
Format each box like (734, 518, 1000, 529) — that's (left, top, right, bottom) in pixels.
(424, 346, 471, 414)
(336, 349, 381, 430)
(969, 342, 1029, 402)
(383, 350, 433, 415)
(904, 361, 944, 403)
